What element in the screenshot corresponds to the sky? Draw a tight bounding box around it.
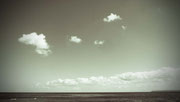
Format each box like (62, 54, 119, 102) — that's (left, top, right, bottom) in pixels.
(0, 0, 180, 92)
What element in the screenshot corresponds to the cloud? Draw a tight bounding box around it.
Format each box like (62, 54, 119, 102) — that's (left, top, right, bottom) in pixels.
(69, 36, 82, 43)
(18, 32, 51, 56)
(121, 25, 127, 30)
(94, 40, 104, 45)
(36, 67, 180, 92)
(103, 13, 122, 22)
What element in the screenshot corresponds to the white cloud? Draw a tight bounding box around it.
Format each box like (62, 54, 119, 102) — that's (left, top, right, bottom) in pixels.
(103, 13, 122, 22)
(36, 67, 180, 92)
(77, 78, 91, 84)
(69, 36, 82, 43)
(121, 25, 127, 30)
(18, 32, 51, 56)
(94, 40, 104, 45)
(64, 79, 78, 85)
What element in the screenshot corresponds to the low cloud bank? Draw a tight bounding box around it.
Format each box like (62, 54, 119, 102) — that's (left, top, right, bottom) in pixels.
(36, 67, 180, 92)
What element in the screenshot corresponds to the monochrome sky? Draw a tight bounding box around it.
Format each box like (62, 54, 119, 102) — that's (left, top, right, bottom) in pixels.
(0, 0, 180, 92)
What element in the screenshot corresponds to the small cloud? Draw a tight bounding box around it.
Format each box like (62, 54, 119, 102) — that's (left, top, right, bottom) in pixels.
(18, 32, 51, 56)
(121, 25, 127, 30)
(103, 13, 122, 22)
(94, 40, 104, 45)
(69, 36, 82, 43)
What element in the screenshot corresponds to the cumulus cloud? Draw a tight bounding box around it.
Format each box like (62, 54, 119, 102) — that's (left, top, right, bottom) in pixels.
(36, 67, 180, 92)
(69, 36, 82, 43)
(103, 13, 122, 22)
(18, 32, 51, 56)
(121, 25, 127, 30)
(94, 40, 104, 45)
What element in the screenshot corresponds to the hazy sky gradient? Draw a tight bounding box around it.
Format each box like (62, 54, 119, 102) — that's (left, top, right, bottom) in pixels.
(0, 0, 180, 92)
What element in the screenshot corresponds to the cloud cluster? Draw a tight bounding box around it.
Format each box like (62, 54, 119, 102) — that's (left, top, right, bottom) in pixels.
(18, 13, 124, 56)
(69, 36, 82, 43)
(103, 13, 122, 22)
(94, 40, 104, 45)
(36, 67, 180, 91)
(18, 32, 51, 56)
